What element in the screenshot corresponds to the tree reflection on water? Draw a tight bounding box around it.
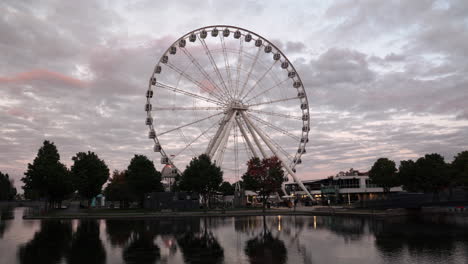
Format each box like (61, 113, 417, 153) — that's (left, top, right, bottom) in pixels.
(0, 206, 14, 239)
(67, 220, 106, 264)
(18, 220, 72, 264)
(177, 218, 224, 264)
(244, 216, 287, 264)
(122, 220, 161, 264)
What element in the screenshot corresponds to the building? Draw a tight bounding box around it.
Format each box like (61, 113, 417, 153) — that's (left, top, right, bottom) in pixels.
(285, 168, 403, 204)
(144, 192, 199, 210)
(161, 164, 178, 192)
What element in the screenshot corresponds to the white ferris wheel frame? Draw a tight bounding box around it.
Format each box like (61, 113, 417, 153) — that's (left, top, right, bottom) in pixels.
(145, 25, 313, 199)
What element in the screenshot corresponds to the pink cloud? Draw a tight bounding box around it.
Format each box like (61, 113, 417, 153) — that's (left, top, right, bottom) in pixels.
(0, 69, 87, 87)
(7, 107, 30, 119)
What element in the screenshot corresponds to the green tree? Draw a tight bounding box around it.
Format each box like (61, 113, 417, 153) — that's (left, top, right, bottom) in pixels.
(415, 153, 450, 200)
(126, 155, 163, 206)
(104, 170, 132, 208)
(71, 151, 110, 207)
(179, 154, 223, 208)
(219, 181, 234, 196)
(242, 156, 284, 211)
(452, 151, 468, 186)
(0, 171, 16, 200)
(22, 140, 73, 207)
(398, 160, 419, 192)
(369, 158, 399, 194)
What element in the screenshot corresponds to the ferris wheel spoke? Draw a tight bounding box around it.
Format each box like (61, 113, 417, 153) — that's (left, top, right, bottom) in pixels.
(152, 106, 224, 111)
(235, 38, 244, 99)
(199, 36, 233, 99)
(248, 96, 300, 107)
(244, 77, 290, 104)
(233, 122, 240, 180)
(260, 128, 294, 162)
(241, 111, 313, 199)
(165, 63, 227, 103)
(212, 112, 236, 166)
(158, 112, 224, 136)
(248, 109, 302, 120)
(246, 113, 301, 141)
(220, 35, 234, 96)
(155, 82, 225, 106)
(235, 117, 258, 158)
(180, 47, 231, 100)
(238, 47, 262, 99)
(172, 117, 222, 159)
(240, 60, 278, 101)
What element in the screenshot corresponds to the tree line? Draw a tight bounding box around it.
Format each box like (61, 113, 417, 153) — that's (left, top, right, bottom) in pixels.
(0, 171, 17, 200)
(20, 140, 164, 208)
(16, 140, 282, 209)
(369, 151, 468, 199)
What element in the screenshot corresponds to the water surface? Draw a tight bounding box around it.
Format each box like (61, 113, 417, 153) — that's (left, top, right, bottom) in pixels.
(1, 207, 468, 264)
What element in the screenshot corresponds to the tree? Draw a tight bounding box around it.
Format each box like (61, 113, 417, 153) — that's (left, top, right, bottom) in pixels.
(398, 160, 419, 192)
(0, 171, 16, 200)
(22, 140, 73, 207)
(179, 154, 223, 208)
(452, 151, 468, 187)
(219, 181, 234, 196)
(368, 158, 399, 194)
(242, 156, 284, 210)
(415, 153, 449, 200)
(71, 151, 110, 206)
(104, 170, 132, 208)
(126, 155, 163, 206)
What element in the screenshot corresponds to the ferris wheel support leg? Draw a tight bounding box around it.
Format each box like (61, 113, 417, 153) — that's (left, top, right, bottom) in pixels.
(241, 112, 314, 201)
(213, 111, 236, 166)
(235, 117, 258, 158)
(210, 111, 236, 160)
(206, 112, 232, 157)
(241, 113, 267, 159)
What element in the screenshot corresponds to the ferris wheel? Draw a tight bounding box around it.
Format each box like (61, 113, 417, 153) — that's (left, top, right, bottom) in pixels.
(145, 25, 312, 198)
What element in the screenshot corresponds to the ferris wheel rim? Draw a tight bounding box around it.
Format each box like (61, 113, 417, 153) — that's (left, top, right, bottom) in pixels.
(145, 25, 310, 177)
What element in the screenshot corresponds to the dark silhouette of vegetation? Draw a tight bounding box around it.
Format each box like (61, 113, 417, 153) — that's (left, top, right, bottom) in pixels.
(242, 156, 284, 210)
(452, 151, 468, 187)
(0, 171, 16, 200)
(369, 158, 398, 193)
(18, 221, 72, 264)
(105, 219, 134, 247)
(22, 140, 73, 207)
(67, 220, 106, 264)
(126, 155, 163, 206)
(177, 230, 224, 264)
(244, 216, 287, 264)
(398, 153, 450, 200)
(179, 154, 223, 208)
(71, 151, 110, 207)
(0, 207, 14, 239)
(104, 170, 132, 208)
(219, 181, 234, 195)
(122, 221, 161, 264)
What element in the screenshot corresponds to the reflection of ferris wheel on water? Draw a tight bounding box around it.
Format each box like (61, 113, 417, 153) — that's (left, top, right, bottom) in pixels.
(145, 25, 312, 197)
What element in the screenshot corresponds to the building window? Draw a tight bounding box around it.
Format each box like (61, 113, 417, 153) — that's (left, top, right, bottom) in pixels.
(365, 179, 380, 188)
(336, 178, 360, 188)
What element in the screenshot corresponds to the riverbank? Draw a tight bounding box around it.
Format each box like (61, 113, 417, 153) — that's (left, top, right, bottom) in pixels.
(22, 206, 415, 219)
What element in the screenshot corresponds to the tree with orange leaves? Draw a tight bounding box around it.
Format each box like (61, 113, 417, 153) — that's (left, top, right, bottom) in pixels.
(242, 156, 284, 211)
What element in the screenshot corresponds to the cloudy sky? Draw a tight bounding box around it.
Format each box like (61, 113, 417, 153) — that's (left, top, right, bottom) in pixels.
(1, 0, 468, 191)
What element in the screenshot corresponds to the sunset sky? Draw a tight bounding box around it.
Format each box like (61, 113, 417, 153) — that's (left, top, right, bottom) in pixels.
(1, 0, 467, 191)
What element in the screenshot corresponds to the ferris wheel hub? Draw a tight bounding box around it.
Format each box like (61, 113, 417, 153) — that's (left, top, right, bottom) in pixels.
(228, 100, 248, 111)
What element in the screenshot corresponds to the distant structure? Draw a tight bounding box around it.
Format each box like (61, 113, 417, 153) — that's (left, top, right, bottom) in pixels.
(285, 168, 403, 204)
(161, 164, 178, 192)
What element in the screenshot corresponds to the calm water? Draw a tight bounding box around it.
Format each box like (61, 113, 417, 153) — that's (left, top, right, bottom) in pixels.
(1, 207, 468, 264)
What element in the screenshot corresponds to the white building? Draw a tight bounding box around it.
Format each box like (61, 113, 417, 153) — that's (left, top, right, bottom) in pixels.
(285, 168, 403, 204)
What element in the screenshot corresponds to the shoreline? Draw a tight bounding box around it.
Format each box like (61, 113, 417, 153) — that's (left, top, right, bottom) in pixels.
(22, 208, 417, 220)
